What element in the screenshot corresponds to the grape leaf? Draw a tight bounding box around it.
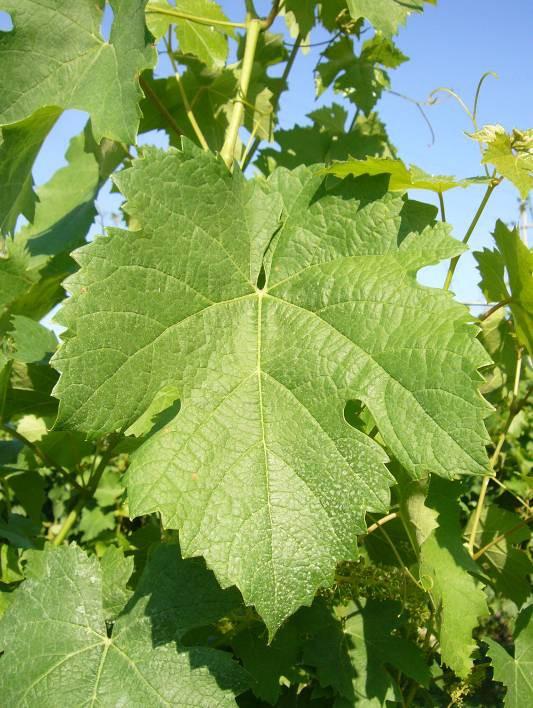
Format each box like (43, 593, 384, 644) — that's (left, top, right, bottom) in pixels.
(324, 156, 490, 192)
(0, 0, 156, 144)
(6, 124, 125, 323)
(0, 543, 248, 705)
(419, 478, 489, 677)
(0, 239, 39, 319)
(486, 605, 533, 708)
(468, 125, 533, 198)
(347, 0, 437, 36)
(101, 546, 134, 620)
(0, 107, 60, 235)
(6, 315, 56, 364)
(475, 220, 533, 355)
(304, 599, 430, 705)
(52, 144, 490, 634)
(231, 620, 303, 704)
(284, 0, 316, 37)
(470, 506, 532, 608)
(147, 0, 234, 69)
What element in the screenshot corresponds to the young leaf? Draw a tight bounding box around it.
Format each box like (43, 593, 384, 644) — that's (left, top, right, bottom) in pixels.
(324, 156, 491, 192)
(0, 543, 248, 705)
(52, 145, 490, 634)
(486, 605, 533, 708)
(0, 0, 156, 143)
(347, 0, 436, 36)
(468, 125, 533, 198)
(147, 0, 234, 69)
(419, 478, 489, 678)
(475, 220, 533, 354)
(7, 315, 57, 364)
(0, 239, 39, 319)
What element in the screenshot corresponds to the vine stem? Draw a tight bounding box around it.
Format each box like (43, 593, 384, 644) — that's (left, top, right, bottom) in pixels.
(443, 180, 498, 291)
(472, 515, 532, 560)
(241, 33, 302, 171)
(467, 347, 523, 556)
(146, 5, 247, 29)
(220, 18, 262, 169)
(365, 511, 398, 535)
(478, 298, 513, 321)
(140, 75, 182, 139)
(52, 435, 120, 546)
(165, 34, 209, 151)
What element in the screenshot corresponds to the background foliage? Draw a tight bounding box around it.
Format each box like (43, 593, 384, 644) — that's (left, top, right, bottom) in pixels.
(0, 1, 531, 706)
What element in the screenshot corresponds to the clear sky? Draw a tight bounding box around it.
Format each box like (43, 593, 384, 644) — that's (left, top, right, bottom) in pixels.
(2, 0, 532, 310)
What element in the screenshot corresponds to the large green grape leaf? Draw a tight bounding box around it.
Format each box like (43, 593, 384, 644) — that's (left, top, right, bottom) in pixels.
(0, 107, 60, 235)
(324, 156, 491, 193)
(419, 478, 489, 677)
(487, 605, 533, 708)
(469, 125, 533, 198)
(0, 543, 248, 705)
(475, 220, 533, 355)
(0, 0, 156, 144)
(52, 143, 490, 634)
(347, 0, 436, 36)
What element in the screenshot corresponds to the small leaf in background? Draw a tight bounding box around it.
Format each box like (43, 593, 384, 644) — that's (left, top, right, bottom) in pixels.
(304, 599, 430, 704)
(469, 125, 533, 198)
(487, 605, 533, 708)
(469, 505, 532, 608)
(324, 156, 491, 192)
(347, 0, 437, 36)
(419, 478, 489, 678)
(0, 107, 60, 235)
(283, 0, 316, 37)
(0, 0, 156, 143)
(79, 506, 116, 542)
(475, 220, 533, 354)
(7, 316, 56, 364)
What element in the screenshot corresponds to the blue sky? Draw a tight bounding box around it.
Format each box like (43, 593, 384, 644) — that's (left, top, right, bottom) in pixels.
(3, 0, 531, 308)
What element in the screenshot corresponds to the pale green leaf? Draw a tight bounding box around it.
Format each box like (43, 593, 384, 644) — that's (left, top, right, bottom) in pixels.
(147, 0, 233, 69)
(0, 108, 60, 235)
(419, 478, 489, 678)
(347, 0, 437, 36)
(487, 605, 533, 708)
(469, 125, 533, 198)
(475, 220, 533, 354)
(324, 156, 491, 192)
(7, 315, 57, 364)
(52, 145, 490, 634)
(0, 543, 248, 705)
(0, 0, 156, 143)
